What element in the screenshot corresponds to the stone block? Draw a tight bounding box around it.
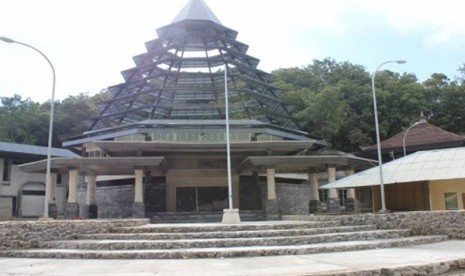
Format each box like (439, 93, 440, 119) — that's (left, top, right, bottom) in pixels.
(309, 200, 321, 214)
(265, 199, 280, 220)
(65, 203, 80, 219)
(132, 202, 145, 218)
(327, 198, 340, 214)
(222, 208, 241, 224)
(48, 203, 57, 219)
(345, 198, 355, 212)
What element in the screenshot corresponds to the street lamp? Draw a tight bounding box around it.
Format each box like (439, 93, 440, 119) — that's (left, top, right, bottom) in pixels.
(222, 64, 240, 224)
(0, 36, 56, 219)
(402, 121, 421, 157)
(371, 60, 406, 213)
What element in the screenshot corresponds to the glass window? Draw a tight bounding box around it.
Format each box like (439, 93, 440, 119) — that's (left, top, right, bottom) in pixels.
(2, 159, 11, 183)
(445, 192, 458, 210)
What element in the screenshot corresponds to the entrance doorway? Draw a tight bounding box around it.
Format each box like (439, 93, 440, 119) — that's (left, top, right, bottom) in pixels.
(176, 187, 228, 212)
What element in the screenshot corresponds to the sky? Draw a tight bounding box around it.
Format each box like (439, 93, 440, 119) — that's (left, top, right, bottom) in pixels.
(1, 0, 465, 103)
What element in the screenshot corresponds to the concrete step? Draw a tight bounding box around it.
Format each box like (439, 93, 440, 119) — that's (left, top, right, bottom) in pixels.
(0, 235, 448, 259)
(39, 229, 411, 250)
(79, 225, 376, 240)
(111, 221, 342, 234)
(151, 211, 265, 223)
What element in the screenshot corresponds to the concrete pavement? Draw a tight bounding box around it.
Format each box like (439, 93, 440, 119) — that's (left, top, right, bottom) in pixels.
(2, 240, 465, 275)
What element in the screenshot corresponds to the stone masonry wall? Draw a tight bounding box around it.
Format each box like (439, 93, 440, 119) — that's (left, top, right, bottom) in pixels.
(0, 219, 149, 250)
(77, 185, 134, 218)
(276, 183, 309, 215)
(283, 211, 465, 239)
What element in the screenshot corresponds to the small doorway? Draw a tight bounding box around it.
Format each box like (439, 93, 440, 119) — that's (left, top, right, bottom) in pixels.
(176, 187, 228, 212)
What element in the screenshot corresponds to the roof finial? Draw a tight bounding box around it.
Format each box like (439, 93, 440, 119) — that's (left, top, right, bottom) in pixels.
(419, 111, 427, 123)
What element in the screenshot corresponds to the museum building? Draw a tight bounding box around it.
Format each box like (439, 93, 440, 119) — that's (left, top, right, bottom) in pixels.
(19, 0, 374, 221)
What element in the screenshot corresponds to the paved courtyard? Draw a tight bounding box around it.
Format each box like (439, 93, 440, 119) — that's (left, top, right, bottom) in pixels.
(2, 240, 465, 275)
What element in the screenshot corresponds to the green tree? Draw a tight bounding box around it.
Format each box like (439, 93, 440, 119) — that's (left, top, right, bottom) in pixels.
(54, 92, 101, 141)
(0, 95, 49, 145)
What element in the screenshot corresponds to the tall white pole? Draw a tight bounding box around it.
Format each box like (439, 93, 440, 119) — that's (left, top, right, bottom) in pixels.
(224, 65, 233, 209)
(0, 36, 56, 219)
(371, 60, 406, 213)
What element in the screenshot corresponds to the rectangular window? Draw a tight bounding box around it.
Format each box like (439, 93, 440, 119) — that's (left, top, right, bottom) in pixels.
(56, 174, 63, 186)
(338, 189, 347, 207)
(2, 159, 12, 183)
(445, 192, 458, 210)
(318, 189, 328, 203)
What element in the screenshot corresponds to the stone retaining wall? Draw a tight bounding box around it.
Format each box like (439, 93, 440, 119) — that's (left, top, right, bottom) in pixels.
(283, 210, 465, 239)
(0, 219, 149, 250)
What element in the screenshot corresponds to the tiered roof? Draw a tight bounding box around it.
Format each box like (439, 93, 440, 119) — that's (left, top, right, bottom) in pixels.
(88, 0, 300, 131)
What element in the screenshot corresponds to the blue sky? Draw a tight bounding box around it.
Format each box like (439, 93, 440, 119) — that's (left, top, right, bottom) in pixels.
(1, 0, 465, 103)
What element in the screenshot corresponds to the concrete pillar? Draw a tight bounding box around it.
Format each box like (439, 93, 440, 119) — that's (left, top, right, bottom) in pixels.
(308, 171, 320, 214)
(266, 168, 277, 200)
(48, 173, 57, 218)
(65, 169, 79, 218)
(85, 175, 98, 219)
(326, 167, 340, 213)
(166, 175, 176, 212)
(132, 169, 145, 218)
(344, 169, 357, 212)
(265, 168, 279, 220)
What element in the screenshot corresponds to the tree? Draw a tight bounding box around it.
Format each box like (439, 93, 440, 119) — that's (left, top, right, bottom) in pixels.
(272, 58, 374, 151)
(54, 92, 101, 141)
(0, 95, 49, 145)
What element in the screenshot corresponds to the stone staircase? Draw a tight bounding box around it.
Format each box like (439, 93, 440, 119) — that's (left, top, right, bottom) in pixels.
(0, 216, 448, 259)
(150, 210, 265, 223)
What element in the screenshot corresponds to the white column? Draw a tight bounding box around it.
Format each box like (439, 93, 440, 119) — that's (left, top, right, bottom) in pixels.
(67, 169, 78, 203)
(328, 167, 338, 199)
(48, 173, 56, 204)
(134, 169, 144, 203)
(266, 168, 277, 200)
(345, 170, 355, 198)
(86, 175, 97, 205)
(309, 172, 319, 201)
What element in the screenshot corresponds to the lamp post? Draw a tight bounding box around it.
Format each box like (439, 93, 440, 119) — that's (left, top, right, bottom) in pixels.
(222, 64, 240, 224)
(371, 60, 406, 213)
(402, 121, 421, 156)
(0, 36, 56, 219)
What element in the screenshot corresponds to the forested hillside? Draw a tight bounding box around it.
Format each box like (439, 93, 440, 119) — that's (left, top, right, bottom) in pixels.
(1, 58, 464, 152)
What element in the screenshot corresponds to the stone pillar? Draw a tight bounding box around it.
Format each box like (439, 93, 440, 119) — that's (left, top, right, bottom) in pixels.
(265, 168, 280, 220)
(326, 167, 340, 213)
(132, 169, 145, 218)
(46, 173, 57, 218)
(344, 169, 357, 212)
(84, 175, 98, 219)
(66, 169, 79, 218)
(308, 170, 320, 214)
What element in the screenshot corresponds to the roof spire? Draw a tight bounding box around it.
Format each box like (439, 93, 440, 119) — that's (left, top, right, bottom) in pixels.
(172, 0, 222, 25)
(419, 111, 427, 123)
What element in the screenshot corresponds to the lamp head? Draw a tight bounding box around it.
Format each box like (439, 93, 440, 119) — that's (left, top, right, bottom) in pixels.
(0, 36, 16, 43)
(396, 60, 407, 64)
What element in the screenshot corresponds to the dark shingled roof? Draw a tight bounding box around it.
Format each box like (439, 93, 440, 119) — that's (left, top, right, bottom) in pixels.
(362, 117, 465, 152)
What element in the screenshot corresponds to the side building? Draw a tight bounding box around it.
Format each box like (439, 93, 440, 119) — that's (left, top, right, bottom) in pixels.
(0, 141, 79, 219)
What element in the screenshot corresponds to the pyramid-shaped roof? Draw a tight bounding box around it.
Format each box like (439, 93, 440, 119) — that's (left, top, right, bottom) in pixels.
(172, 0, 221, 25)
(362, 115, 465, 153)
(88, 0, 301, 131)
